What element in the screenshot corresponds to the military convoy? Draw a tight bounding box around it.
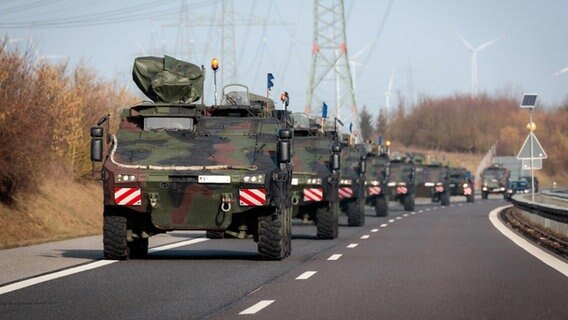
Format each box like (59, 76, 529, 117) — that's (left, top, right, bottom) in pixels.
(90, 55, 490, 261)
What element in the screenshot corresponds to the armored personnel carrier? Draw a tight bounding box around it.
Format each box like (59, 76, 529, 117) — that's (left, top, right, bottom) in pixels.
(289, 113, 341, 239)
(363, 143, 390, 217)
(338, 138, 367, 226)
(480, 164, 510, 199)
(415, 162, 451, 206)
(448, 167, 474, 203)
(90, 56, 293, 260)
(386, 153, 416, 212)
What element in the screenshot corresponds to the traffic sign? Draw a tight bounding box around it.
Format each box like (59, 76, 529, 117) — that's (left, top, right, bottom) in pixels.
(522, 158, 542, 170)
(517, 132, 547, 160)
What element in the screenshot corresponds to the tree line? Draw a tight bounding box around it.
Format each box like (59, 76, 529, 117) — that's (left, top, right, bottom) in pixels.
(358, 93, 568, 178)
(0, 42, 135, 205)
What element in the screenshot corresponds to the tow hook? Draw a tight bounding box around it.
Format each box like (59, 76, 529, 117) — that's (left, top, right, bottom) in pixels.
(221, 193, 233, 212)
(148, 193, 159, 208)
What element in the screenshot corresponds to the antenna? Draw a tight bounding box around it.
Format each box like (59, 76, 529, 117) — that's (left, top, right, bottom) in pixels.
(456, 31, 502, 98)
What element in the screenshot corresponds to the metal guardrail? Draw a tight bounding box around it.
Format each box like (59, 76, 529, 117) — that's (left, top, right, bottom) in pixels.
(510, 189, 568, 238)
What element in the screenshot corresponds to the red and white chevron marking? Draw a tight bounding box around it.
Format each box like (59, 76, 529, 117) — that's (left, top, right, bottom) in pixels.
(338, 187, 354, 199)
(463, 187, 472, 195)
(396, 186, 408, 195)
(435, 185, 445, 193)
(239, 188, 267, 206)
(367, 186, 381, 195)
(303, 188, 323, 202)
(114, 187, 142, 206)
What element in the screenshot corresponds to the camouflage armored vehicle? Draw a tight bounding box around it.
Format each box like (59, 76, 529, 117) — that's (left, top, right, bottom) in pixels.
(289, 113, 341, 239)
(363, 143, 390, 217)
(480, 163, 510, 199)
(338, 139, 367, 226)
(90, 56, 293, 260)
(448, 167, 474, 203)
(415, 162, 451, 206)
(386, 153, 416, 212)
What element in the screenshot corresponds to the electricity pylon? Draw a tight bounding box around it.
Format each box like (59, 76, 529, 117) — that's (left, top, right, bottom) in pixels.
(305, 0, 358, 137)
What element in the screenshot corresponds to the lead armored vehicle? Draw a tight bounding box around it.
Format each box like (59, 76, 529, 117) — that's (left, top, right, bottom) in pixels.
(289, 113, 341, 238)
(90, 56, 293, 260)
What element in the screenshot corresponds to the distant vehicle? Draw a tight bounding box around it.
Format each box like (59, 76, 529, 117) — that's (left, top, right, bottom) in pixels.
(481, 164, 510, 199)
(415, 162, 451, 206)
(448, 167, 475, 203)
(519, 175, 539, 193)
(504, 180, 531, 201)
(387, 153, 416, 212)
(363, 143, 390, 217)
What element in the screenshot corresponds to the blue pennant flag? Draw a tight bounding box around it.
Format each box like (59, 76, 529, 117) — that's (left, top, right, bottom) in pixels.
(378, 135, 383, 146)
(267, 73, 274, 90)
(349, 122, 353, 133)
(322, 102, 328, 118)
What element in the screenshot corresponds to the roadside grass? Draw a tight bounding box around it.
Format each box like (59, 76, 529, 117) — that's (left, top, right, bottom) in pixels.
(0, 178, 102, 249)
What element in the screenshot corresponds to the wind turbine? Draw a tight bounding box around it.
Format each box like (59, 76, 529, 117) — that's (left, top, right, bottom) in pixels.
(384, 68, 395, 112)
(456, 31, 502, 98)
(553, 66, 568, 76)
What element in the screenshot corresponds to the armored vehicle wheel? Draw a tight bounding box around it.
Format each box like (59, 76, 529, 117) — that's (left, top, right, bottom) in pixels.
(440, 192, 450, 206)
(466, 194, 474, 203)
(206, 231, 225, 239)
(316, 203, 338, 239)
(375, 196, 389, 217)
(346, 199, 365, 227)
(103, 212, 128, 260)
(403, 194, 415, 212)
(258, 207, 292, 260)
(481, 191, 488, 200)
(129, 237, 149, 259)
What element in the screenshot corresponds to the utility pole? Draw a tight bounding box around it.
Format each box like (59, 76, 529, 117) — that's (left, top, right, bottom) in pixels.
(305, 0, 358, 138)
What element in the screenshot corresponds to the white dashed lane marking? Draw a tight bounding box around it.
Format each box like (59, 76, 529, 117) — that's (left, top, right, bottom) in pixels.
(411, 212, 416, 215)
(371, 229, 379, 232)
(418, 210, 424, 213)
(425, 208, 431, 212)
(296, 271, 317, 280)
(396, 217, 402, 220)
(388, 219, 395, 223)
(328, 254, 342, 261)
(360, 235, 370, 239)
(239, 300, 275, 315)
(403, 213, 409, 217)
(347, 243, 359, 248)
(380, 224, 388, 227)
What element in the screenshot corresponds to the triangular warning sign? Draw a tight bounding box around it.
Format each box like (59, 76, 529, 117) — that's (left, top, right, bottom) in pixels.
(517, 132, 547, 159)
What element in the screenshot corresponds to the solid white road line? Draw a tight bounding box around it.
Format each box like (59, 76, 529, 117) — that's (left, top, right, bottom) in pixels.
(0, 237, 210, 295)
(380, 224, 388, 228)
(239, 300, 275, 315)
(347, 243, 359, 248)
(371, 229, 379, 232)
(360, 235, 370, 239)
(489, 206, 568, 278)
(328, 254, 342, 261)
(296, 271, 317, 280)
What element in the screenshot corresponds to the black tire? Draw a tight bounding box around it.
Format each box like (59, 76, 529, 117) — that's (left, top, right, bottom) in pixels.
(316, 202, 338, 239)
(466, 194, 474, 203)
(375, 196, 389, 217)
(103, 213, 128, 260)
(403, 194, 415, 212)
(482, 191, 488, 200)
(440, 192, 450, 206)
(257, 207, 291, 260)
(346, 198, 365, 227)
(206, 230, 225, 239)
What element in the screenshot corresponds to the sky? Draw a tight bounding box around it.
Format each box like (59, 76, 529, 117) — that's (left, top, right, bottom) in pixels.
(2, 0, 568, 122)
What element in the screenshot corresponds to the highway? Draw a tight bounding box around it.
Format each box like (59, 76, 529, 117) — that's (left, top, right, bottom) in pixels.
(1, 197, 567, 320)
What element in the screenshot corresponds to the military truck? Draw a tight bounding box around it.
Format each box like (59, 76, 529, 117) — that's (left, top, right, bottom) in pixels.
(448, 167, 474, 203)
(480, 163, 510, 199)
(386, 153, 416, 212)
(289, 113, 341, 239)
(363, 143, 390, 217)
(338, 136, 367, 226)
(415, 162, 451, 206)
(90, 56, 293, 260)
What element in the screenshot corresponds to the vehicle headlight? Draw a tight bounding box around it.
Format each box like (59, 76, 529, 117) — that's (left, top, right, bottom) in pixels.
(340, 179, 352, 185)
(387, 182, 396, 187)
(424, 182, 435, 187)
(398, 182, 407, 186)
(463, 183, 469, 188)
(507, 189, 513, 193)
(307, 178, 322, 185)
(369, 180, 380, 186)
(243, 174, 264, 184)
(436, 182, 443, 186)
(116, 174, 136, 182)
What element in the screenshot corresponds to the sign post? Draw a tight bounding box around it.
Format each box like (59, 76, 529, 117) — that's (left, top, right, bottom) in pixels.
(517, 93, 546, 202)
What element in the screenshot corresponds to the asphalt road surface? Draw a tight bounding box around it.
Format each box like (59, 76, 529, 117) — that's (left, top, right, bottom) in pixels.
(1, 196, 567, 320)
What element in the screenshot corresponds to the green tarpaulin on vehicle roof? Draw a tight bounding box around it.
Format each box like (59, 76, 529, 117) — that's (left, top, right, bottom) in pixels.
(132, 55, 204, 103)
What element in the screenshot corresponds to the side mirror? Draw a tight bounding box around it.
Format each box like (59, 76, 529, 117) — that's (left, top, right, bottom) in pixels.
(90, 127, 103, 162)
